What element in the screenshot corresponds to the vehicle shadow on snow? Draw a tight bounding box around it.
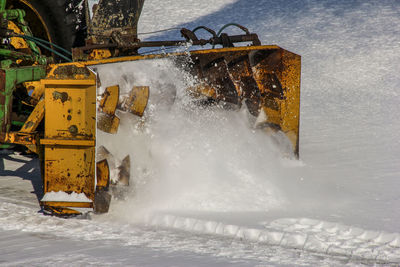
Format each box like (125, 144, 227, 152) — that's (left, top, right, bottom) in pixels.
(0, 151, 43, 202)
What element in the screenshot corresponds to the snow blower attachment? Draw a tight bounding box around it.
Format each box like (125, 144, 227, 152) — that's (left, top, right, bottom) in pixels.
(0, 0, 300, 215)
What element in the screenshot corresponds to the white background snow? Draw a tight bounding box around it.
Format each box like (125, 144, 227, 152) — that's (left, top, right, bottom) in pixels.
(1, 0, 400, 266)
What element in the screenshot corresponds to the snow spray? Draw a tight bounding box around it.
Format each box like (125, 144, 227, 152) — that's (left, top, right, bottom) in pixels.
(93, 58, 290, 220)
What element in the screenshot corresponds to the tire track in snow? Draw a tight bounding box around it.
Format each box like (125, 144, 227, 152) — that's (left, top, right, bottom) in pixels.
(145, 214, 400, 264)
(1, 201, 399, 265)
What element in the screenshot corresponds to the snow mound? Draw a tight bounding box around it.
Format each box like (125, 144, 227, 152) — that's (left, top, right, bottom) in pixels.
(41, 191, 92, 203)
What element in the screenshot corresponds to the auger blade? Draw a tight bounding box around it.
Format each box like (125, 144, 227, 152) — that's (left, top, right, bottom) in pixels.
(98, 85, 120, 134)
(118, 86, 149, 117)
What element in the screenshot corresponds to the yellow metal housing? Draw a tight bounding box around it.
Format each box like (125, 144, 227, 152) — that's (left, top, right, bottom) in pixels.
(40, 63, 97, 212)
(2, 45, 300, 215)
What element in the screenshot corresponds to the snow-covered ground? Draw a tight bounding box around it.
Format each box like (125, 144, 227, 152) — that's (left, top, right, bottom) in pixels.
(1, 0, 400, 266)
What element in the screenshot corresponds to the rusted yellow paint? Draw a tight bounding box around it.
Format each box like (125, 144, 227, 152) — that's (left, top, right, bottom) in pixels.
(20, 99, 45, 133)
(45, 62, 93, 80)
(24, 81, 44, 102)
(99, 85, 119, 115)
(279, 50, 301, 155)
(97, 85, 120, 134)
(43, 79, 95, 86)
(89, 49, 112, 60)
(1, 131, 38, 153)
(42, 80, 96, 139)
(125, 86, 149, 117)
(41, 64, 97, 213)
(43, 146, 95, 199)
(8, 21, 29, 50)
(96, 159, 110, 190)
(255, 49, 301, 156)
(40, 139, 95, 146)
(1, 132, 36, 145)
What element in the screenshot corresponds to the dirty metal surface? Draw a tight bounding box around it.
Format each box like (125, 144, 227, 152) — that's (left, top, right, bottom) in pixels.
(91, 0, 144, 32)
(120, 85, 149, 117)
(97, 85, 120, 134)
(96, 159, 110, 190)
(184, 47, 301, 156)
(99, 85, 119, 115)
(88, 0, 145, 49)
(41, 64, 97, 212)
(20, 99, 44, 133)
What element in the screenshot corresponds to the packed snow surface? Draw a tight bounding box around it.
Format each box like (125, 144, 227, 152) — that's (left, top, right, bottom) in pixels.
(2, 0, 400, 266)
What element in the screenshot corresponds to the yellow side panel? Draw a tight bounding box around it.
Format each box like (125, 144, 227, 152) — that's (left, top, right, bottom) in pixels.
(42, 65, 97, 209)
(44, 81, 96, 139)
(44, 146, 95, 200)
(278, 50, 301, 155)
